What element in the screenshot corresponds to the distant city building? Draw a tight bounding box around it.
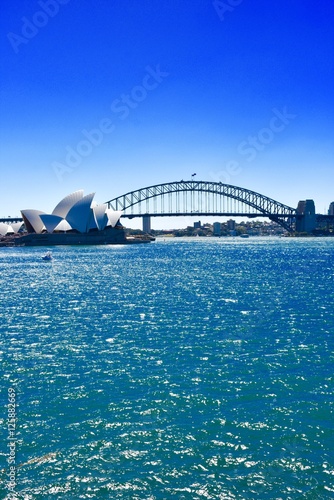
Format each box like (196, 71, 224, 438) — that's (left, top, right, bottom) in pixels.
(328, 202, 334, 215)
(213, 222, 221, 236)
(194, 221, 201, 229)
(227, 219, 235, 230)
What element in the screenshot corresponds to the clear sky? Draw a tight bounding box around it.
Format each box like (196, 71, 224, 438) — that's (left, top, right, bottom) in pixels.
(1, 0, 333, 229)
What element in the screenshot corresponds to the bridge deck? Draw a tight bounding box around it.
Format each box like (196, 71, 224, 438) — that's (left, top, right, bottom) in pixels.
(123, 212, 295, 219)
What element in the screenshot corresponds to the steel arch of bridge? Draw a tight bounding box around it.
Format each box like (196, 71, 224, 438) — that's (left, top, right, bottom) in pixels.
(106, 180, 296, 231)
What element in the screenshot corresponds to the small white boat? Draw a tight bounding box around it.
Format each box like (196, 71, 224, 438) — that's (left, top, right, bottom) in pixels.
(42, 251, 52, 261)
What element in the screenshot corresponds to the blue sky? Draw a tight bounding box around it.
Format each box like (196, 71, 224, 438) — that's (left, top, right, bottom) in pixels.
(1, 0, 333, 229)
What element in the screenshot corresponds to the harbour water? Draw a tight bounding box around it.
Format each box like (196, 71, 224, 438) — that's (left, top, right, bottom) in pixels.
(1, 237, 333, 499)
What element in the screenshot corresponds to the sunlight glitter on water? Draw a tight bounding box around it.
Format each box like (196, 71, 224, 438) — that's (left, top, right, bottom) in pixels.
(0, 238, 333, 499)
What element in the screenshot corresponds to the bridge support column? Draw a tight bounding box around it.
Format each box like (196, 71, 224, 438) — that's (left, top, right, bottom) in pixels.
(142, 215, 151, 233)
(296, 199, 316, 233)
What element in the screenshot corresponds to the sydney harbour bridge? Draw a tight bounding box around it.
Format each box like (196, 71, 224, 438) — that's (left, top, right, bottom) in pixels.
(106, 180, 331, 233)
(1, 180, 333, 233)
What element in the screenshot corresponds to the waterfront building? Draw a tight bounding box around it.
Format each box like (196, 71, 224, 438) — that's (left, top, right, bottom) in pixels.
(14, 190, 140, 246)
(227, 219, 235, 230)
(328, 202, 334, 216)
(213, 222, 221, 236)
(21, 190, 122, 235)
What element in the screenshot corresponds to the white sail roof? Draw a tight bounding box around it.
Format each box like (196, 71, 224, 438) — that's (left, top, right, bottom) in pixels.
(0, 223, 9, 235)
(21, 210, 46, 234)
(54, 219, 72, 232)
(10, 221, 24, 233)
(40, 214, 64, 233)
(106, 209, 122, 228)
(1, 221, 24, 234)
(66, 193, 95, 233)
(93, 203, 108, 230)
(52, 190, 84, 218)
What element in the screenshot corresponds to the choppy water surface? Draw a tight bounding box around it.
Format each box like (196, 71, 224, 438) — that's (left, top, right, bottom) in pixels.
(1, 237, 333, 499)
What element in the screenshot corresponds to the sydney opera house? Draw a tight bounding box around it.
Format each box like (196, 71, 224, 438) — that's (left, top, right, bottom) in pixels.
(3, 190, 153, 246)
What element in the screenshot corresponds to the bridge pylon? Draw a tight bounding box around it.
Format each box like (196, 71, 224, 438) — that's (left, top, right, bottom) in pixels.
(142, 215, 151, 233)
(296, 200, 316, 233)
